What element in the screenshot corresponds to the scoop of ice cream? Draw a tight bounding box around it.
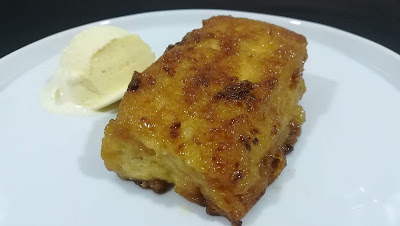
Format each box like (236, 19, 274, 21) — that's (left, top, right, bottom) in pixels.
(43, 25, 155, 112)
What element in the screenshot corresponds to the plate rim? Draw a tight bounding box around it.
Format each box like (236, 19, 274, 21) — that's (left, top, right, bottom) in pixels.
(1, 9, 400, 91)
(2, 9, 400, 59)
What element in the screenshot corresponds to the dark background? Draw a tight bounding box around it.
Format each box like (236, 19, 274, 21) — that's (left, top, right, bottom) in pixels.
(1, 0, 399, 58)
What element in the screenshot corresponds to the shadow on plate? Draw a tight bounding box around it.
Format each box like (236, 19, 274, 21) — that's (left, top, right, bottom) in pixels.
(79, 114, 228, 225)
(244, 73, 338, 225)
(78, 73, 338, 225)
(300, 73, 338, 138)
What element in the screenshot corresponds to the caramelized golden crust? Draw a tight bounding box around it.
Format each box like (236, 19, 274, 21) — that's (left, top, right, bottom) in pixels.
(133, 179, 173, 194)
(102, 16, 307, 224)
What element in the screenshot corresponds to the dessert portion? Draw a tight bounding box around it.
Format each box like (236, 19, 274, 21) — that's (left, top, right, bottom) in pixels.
(102, 16, 307, 224)
(41, 25, 155, 114)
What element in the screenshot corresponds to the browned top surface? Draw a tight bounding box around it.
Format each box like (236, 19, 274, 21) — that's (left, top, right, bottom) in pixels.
(103, 16, 307, 193)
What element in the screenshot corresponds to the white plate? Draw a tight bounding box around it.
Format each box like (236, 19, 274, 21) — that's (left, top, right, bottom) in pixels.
(1, 9, 400, 226)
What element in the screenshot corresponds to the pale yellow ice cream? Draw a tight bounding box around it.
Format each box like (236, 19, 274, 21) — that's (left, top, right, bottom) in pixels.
(41, 25, 155, 113)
